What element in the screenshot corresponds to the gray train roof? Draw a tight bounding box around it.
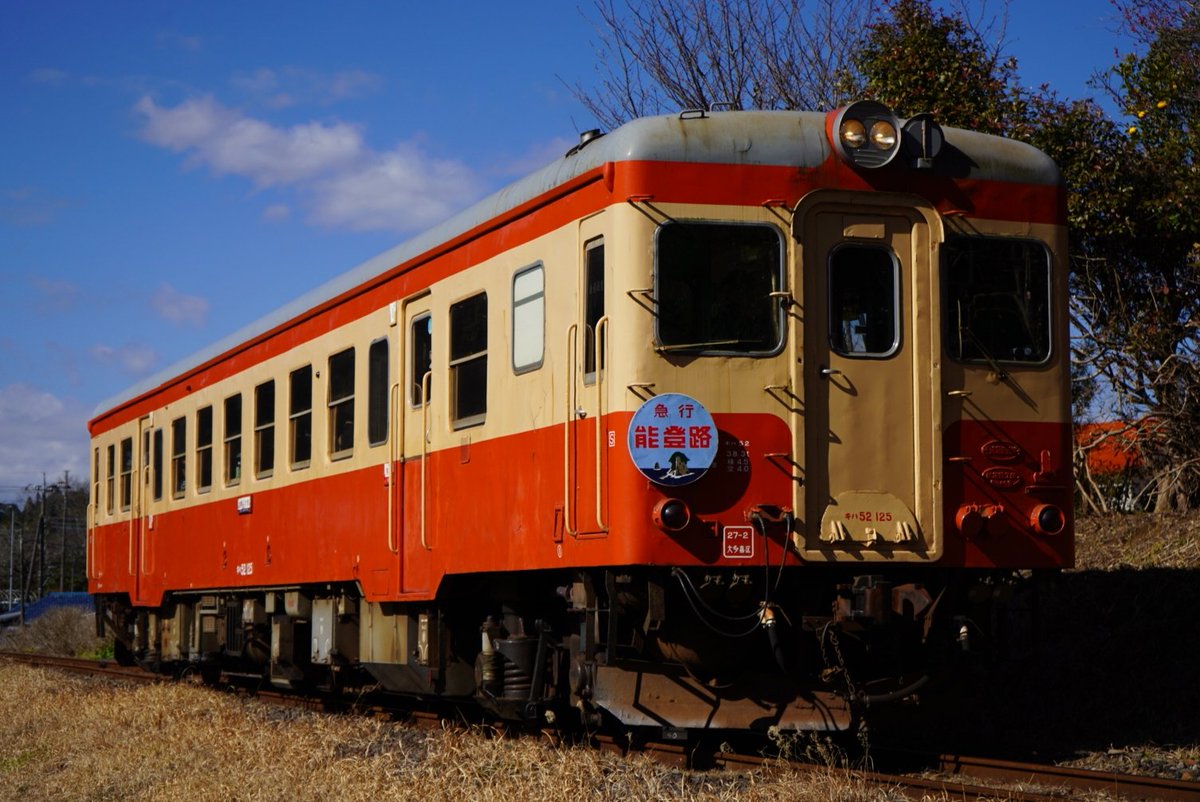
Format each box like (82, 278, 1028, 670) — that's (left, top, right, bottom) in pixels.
(94, 110, 1059, 417)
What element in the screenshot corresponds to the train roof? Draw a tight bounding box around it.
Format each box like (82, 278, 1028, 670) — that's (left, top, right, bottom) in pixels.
(93, 110, 1060, 420)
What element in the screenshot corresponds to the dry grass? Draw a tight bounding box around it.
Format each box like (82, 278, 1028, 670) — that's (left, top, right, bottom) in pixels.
(0, 607, 110, 658)
(1074, 512, 1200, 570)
(0, 664, 894, 802)
(2, 513, 1195, 797)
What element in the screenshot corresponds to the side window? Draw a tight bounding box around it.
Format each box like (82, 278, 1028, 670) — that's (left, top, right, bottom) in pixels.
(290, 365, 313, 469)
(119, 437, 133, 511)
(450, 293, 487, 427)
(105, 444, 115, 514)
(196, 406, 213, 493)
(943, 237, 1051, 363)
(411, 314, 432, 407)
(368, 338, 389, 446)
(152, 428, 163, 501)
(513, 264, 545, 373)
(828, 245, 900, 357)
(91, 448, 100, 513)
(254, 380, 275, 478)
(655, 222, 784, 354)
(584, 240, 605, 377)
(224, 394, 242, 486)
(171, 417, 186, 499)
(328, 348, 355, 458)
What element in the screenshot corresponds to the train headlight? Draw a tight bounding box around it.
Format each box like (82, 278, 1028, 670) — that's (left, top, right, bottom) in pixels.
(653, 498, 691, 533)
(839, 118, 867, 148)
(1029, 504, 1066, 536)
(830, 100, 902, 169)
(869, 120, 898, 150)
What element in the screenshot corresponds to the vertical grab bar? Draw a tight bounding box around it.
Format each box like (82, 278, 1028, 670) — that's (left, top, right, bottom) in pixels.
(140, 463, 153, 574)
(594, 315, 609, 530)
(387, 381, 400, 553)
(564, 323, 578, 537)
(420, 371, 432, 550)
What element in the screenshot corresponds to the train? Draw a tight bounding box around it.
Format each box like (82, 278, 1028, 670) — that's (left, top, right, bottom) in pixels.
(87, 100, 1073, 735)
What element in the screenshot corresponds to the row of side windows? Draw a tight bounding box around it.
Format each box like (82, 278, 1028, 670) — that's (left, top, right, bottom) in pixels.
(95, 252, 566, 515)
(95, 340, 392, 512)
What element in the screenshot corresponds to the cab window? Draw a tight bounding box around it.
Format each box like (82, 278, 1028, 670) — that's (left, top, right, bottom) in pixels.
(655, 222, 784, 354)
(944, 237, 1051, 364)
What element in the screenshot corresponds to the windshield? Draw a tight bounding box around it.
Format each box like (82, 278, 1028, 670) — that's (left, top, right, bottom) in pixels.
(944, 237, 1051, 364)
(655, 222, 784, 354)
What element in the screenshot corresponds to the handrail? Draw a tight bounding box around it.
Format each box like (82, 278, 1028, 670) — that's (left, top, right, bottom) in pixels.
(594, 315, 609, 530)
(387, 381, 400, 553)
(140, 464, 152, 575)
(563, 323, 578, 537)
(420, 371, 432, 550)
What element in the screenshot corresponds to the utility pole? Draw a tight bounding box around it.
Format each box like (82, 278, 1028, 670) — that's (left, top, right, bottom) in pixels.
(59, 470, 68, 592)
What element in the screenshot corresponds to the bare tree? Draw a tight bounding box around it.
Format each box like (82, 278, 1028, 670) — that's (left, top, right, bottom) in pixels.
(572, 0, 879, 128)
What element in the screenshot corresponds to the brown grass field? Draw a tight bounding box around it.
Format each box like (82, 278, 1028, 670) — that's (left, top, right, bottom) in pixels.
(0, 512, 1196, 800)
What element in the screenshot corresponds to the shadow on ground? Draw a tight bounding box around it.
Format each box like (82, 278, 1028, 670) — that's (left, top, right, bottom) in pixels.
(874, 568, 1200, 759)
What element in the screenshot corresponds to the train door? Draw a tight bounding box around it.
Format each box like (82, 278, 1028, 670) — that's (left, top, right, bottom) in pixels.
(566, 215, 609, 536)
(793, 194, 942, 561)
(398, 295, 435, 592)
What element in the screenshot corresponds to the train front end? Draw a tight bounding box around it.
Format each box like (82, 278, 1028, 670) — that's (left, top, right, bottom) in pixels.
(567, 103, 1072, 732)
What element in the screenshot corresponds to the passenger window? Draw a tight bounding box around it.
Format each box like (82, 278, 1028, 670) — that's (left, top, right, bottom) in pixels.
(152, 429, 163, 501)
(584, 241, 605, 377)
(450, 293, 487, 427)
(106, 444, 115, 514)
(411, 314, 432, 407)
(513, 264, 545, 373)
(120, 437, 133, 511)
(328, 348, 355, 458)
(368, 338, 389, 446)
(254, 380, 275, 478)
(828, 245, 900, 357)
(196, 406, 213, 493)
(290, 365, 313, 469)
(171, 417, 186, 499)
(944, 237, 1051, 363)
(656, 222, 784, 354)
(224, 394, 242, 486)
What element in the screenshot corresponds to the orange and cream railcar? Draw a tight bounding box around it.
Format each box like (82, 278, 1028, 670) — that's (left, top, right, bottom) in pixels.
(88, 102, 1072, 734)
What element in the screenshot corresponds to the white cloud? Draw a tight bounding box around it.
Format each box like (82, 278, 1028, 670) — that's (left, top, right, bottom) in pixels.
(262, 203, 291, 222)
(314, 143, 482, 231)
(231, 67, 382, 108)
(150, 283, 208, 328)
(89, 343, 159, 376)
(31, 277, 81, 314)
(0, 186, 71, 226)
(0, 384, 90, 499)
(133, 95, 484, 233)
(135, 95, 363, 187)
(28, 68, 69, 86)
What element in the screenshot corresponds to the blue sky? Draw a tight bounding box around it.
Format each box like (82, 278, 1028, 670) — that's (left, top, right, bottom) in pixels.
(0, 1, 1132, 501)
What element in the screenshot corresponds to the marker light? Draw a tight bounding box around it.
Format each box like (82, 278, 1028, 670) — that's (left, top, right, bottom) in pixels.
(652, 498, 691, 533)
(1029, 504, 1066, 536)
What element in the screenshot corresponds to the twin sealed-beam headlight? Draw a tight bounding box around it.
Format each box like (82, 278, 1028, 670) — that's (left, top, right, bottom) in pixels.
(830, 101, 942, 170)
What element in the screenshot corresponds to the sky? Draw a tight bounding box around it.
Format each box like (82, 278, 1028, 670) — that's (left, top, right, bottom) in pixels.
(0, 0, 1134, 502)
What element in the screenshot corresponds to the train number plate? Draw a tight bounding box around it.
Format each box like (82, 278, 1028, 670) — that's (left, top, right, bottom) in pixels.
(723, 526, 755, 559)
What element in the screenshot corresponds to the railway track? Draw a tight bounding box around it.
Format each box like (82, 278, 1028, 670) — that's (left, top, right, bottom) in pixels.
(3, 651, 1197, 801)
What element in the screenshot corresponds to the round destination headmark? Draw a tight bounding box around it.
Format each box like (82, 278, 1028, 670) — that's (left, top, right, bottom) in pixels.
(627, 393, 718, 486)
